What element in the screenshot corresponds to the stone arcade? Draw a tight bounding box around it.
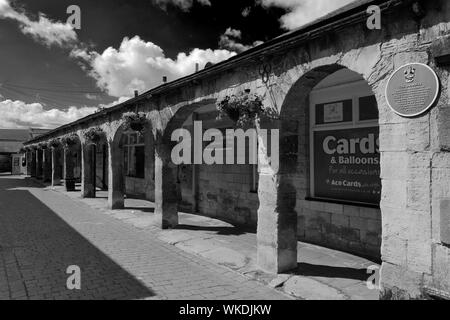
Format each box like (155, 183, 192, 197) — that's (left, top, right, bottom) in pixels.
(23, 0, 450, 299)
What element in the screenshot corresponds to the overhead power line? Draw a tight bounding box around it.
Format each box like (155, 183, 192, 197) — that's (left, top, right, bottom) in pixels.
(2, 82, 105, 94)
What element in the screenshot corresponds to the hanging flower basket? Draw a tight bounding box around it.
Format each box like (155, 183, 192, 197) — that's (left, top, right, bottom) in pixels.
(122, 112, 148, 133)
(39, 142, 48, 150)
(19, 147, 27, 154)
(61, 134, 78, 147)
(48, 138, 60, 148)
(84, 127, 103, 143)
(216, 90, 277, 128)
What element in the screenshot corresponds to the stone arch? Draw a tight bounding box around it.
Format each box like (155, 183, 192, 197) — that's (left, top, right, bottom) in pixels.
(108, 118, 154, 209)
(61, 133, 82, 192)
(257, 63, 383, 273)
(79, 127, 108, 198)
(156, 99, 217, 229)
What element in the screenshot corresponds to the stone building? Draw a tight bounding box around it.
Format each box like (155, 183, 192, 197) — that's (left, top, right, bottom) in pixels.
(0, 128, 49, 173)
(23, 0, 450, 299)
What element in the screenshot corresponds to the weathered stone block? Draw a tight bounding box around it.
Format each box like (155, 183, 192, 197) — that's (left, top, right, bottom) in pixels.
(441, 199, 450, 245)
(381, 152, 408, 180)
(379, 124, 407, 152)
(438, 107, 450, 150)
(381, 179, 407, 209)
(380, 261, 427, 300)
(381, 235, 407, 266)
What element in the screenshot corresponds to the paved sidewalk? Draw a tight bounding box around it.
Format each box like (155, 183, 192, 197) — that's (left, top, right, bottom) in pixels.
(46, 178, 380, 300)
(0, 175, 290, 300)
(1, 175, 381, 300)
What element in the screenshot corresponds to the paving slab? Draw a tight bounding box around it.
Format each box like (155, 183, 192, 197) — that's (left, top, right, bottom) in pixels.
(24, 176, 381, 300)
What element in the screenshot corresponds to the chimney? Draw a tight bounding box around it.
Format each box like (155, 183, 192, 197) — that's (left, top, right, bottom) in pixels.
(162, 76, 167, 84)
(195, 63, 199, 73)
(134, 90, 139, 98)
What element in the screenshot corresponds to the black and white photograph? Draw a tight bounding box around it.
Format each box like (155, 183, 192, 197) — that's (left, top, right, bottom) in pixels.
(0, 0, 449, 308)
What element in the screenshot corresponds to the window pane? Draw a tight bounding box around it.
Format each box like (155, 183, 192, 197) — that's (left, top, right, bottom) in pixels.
(129, 133, 137, 145)
(359, 96, 378, 121)
(135, 146, 145, 179)
(123, 147, 129, 175)
(316, 99, 352, 125)
(137, 134, 145, 144)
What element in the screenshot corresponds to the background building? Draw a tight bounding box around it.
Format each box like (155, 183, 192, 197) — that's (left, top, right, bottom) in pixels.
(0, 128, 49, 173)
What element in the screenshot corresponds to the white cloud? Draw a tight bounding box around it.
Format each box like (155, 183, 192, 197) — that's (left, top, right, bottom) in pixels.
(218, 28, 263, 53)
(153, 0, 211, 11)
(0, 0, 77, 47)
(98, 96, 132, 109)
(259, 0, 357, 30)
(0, 99, 96, 129)
(73, 35, 236, 98)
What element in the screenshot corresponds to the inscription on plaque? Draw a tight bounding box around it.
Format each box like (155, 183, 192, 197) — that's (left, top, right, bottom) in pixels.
(385, 63, 440, 117)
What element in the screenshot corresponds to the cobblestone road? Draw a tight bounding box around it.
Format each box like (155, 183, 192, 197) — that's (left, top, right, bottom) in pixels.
(0, 176, 289, 300)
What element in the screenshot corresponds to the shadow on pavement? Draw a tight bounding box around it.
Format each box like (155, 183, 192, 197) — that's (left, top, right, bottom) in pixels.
(296, 263, 368, 281)
(174, 224, 248, 236)
(0, 177, 154, 300)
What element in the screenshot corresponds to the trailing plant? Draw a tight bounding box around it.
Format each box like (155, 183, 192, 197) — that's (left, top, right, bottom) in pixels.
(122, 112, 148, 134)
(38, 142, 47, 149)
(84, 127, 103, 143)
(48, 138, 61, 148)
(216, 90, 277, 128)
(61, 134, 79, 147)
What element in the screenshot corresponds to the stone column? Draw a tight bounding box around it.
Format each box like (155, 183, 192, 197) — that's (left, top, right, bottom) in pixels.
(51, 147, 62, 186)
(36, 149, 43, 179)
(42, 148, 52, 182)
(81, 143, 96, 198)
(256, 121, 298, 274)
(25, 150, 31, 176)
(155, 142, 179, 229)
(30, 149, 37, 177)
(107, 141, 125, 209)
(63, 147, 76, 191)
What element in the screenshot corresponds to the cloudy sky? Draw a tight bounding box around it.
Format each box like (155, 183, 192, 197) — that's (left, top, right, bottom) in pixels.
(0, 0, 355, 129)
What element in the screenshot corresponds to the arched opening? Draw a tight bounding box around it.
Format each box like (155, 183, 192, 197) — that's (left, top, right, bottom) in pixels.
(110, 121, 155, 209)
(158, 98, 260, 229)
(174, 103, 260, 227)
(61, 134, 82, 192)
(81, 130, 108, 198)
(275, 65, 381, 266)
(50, 143, 64, 186)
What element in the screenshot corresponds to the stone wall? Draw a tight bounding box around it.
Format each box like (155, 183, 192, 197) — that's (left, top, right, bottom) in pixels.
(297, 201, 381, 259)
(197, 163, 258, 227)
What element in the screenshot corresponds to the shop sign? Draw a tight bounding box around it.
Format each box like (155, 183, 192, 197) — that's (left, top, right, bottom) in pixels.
(313, 127, 381, 204)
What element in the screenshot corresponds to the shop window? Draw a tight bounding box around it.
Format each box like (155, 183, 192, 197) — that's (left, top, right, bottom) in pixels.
(123, 133, 145, 179)
(359, 96, 379, 121)
(310, 92, 381, 206)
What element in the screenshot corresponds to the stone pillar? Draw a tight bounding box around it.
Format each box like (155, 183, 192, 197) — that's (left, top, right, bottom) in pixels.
(81, 143, 96, 198)
(256, 121, 298, 274)
(42, 148, 52, 182)
(51, 147, 62, 186)
(107, 141, 125, 209)
(36, 149, 43, 179)
(155, 142, 179, 229)
(30, 149, 37, 177)
(63, 147, 76, 191)
(25, 150, 31, 175)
